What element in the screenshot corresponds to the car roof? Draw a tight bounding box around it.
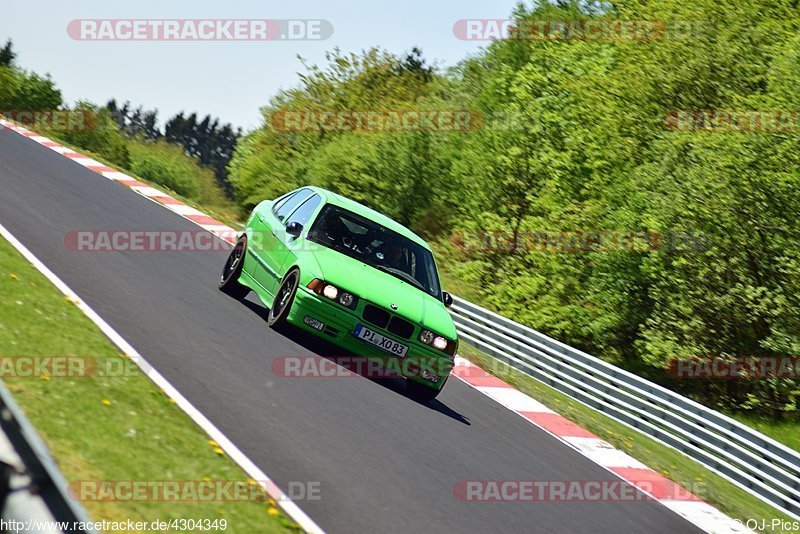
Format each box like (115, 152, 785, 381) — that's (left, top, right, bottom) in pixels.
(300, 186, 430, 249)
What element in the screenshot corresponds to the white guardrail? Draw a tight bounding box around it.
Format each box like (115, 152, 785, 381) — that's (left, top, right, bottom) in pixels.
(450, 295, 800, 519)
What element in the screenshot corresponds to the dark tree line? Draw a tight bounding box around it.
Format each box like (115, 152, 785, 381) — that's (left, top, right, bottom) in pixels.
(164, 113, 241, 198)
(106, 100, 241, 197)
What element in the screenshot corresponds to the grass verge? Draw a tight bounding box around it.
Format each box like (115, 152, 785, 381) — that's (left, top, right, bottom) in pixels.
(457, 341, 798, 533)
(0, 234, 296, 532)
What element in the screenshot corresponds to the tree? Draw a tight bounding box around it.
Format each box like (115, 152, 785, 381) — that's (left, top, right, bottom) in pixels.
(0, 39, 15, 67)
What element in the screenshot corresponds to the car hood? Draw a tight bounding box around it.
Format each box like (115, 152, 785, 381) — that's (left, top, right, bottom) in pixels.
(297, 241, 456, 339)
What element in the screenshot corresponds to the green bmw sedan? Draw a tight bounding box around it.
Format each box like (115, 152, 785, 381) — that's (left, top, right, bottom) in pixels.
(218, 186, 457, 401)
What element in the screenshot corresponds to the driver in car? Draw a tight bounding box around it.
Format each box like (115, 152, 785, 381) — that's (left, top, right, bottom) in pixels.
(378, 241, 409, 273)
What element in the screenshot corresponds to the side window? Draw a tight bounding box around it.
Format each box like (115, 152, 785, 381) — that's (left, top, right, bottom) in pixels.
(274, 189, 313, 222)
(286, 194, 321, 228)
(271, 191, 296, 215)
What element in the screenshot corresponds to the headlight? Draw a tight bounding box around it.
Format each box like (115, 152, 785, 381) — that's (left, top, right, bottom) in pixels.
(308, 279, 358, 309)
(419, 329, 453, 354)
(322, 284, 338, 300)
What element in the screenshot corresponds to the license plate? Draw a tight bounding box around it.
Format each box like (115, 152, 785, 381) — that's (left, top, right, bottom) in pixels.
(353, 324, 408, 357)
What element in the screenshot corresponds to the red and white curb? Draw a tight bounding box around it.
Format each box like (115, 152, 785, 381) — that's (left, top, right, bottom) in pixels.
(451, 356, 751, 533)
(2, 120, 750, 533)
(0, 120, 240, 244)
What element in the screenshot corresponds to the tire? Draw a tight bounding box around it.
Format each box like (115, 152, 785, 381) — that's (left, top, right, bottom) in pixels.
(267, 268, 300, 329)
(219, 237, 250, 300)
(406, 379, 441, 402)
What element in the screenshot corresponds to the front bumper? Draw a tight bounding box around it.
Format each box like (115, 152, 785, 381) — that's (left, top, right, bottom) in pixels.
(286, 287, 454, 390)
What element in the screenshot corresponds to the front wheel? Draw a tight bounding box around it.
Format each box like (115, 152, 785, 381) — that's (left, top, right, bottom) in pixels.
(267, 268, 300, 329)
(219, 237, 250, 299)
(406, 379, 441, 402)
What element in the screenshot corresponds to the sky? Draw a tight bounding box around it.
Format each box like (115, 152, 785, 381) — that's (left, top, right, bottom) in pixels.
(1, 0, 523, 131)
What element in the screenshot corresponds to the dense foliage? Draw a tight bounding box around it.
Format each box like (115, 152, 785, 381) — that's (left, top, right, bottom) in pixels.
(228, 1, 800, 416)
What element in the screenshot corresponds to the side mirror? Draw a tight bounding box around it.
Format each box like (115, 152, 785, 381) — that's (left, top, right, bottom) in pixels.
(442, 292, 453, 308)
(286, 222, 303, 237)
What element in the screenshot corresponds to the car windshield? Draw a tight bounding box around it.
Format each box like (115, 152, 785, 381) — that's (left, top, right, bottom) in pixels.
(307, 204, 442, 298)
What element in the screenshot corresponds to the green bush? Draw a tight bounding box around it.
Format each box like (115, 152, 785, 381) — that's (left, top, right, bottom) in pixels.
(55, 103, 130, 168)
(128, 140, 204, 198)
(0, 66, 61, 110)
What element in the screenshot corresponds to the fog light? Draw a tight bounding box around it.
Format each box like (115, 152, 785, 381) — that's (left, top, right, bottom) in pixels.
(433, 336, 448, 350)
(322, 284, 338, 300)
(338, 292, 354, 307)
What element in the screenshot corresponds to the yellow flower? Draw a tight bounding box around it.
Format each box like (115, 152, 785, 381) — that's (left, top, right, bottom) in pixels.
(9, 274, 17, 280)
(39, 374, 50, 381)
(214, 447, 224, 455)
(208, 440, 219, 447)
(267, 507, 279, 516)
(246, 478, 257, 486)
(168, 398, 177, 404)
(102, 399, 111, 406)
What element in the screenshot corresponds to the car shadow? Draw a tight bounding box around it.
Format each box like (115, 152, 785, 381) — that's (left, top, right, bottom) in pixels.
(239, 295, 471, 426)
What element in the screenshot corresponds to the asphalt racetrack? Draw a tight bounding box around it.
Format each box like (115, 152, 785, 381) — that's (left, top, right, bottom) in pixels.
(0, 132, 701, 533)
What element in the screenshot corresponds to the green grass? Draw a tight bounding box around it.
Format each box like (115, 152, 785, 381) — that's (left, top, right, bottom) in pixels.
(457, 342, 798, 533)
(0, 236, 296, 533)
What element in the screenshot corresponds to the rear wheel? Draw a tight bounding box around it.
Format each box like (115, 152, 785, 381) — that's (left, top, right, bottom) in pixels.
(406, 379, 440, 402)
(219, 237, 250, 299)
(268, 268, 300, 329)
